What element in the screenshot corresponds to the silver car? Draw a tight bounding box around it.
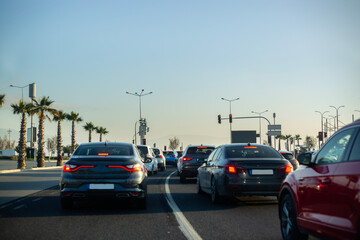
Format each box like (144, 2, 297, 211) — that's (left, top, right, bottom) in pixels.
(136, 145, 158, 175)
(151, 147, 166, 171)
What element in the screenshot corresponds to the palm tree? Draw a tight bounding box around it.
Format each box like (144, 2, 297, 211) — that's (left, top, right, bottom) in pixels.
(284, 135, 292, 151)
(11, 100, 33, 169)
(83, 122, 95, 142)
(53, 110, 67, 166)
(96, 126, 109, 142)
(67, 111, 83, 153)
(32, 97, 57, 167)
(294, 134, 302, 146)
(275, 135, 285, 150)
(0, 94, 5, 108)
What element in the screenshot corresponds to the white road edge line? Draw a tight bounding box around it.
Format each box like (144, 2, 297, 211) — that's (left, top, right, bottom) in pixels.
(165, 171, 202, 240)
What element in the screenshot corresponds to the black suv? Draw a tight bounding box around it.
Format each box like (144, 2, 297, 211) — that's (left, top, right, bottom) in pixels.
(177, 145, 215, 183)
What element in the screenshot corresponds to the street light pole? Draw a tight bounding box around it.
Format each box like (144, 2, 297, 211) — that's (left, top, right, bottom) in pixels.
(10, 84, 29, 101)
(315, 111, 329, 143)
(126, 89, 153, 144)
(329, 105, 345, 131)
(126, 89, 153, 120)
(221, 97, 239, 143)
(251, 110, 268, 144)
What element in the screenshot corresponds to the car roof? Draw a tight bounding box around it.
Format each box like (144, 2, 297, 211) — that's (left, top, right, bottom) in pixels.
(78, 142, 133, 147)
(279, 150, 292, 154)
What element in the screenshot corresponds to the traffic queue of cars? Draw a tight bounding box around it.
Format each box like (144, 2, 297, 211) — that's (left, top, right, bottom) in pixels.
(59, 119, 360, 239)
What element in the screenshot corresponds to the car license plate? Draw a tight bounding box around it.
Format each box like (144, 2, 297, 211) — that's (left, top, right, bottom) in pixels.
(89, 184, 114, 189)
(250, 169, 273, 175)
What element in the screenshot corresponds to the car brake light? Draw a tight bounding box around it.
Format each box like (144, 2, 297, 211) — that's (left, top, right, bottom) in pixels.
(108, 163, 143, 172)
(225, 164, 245, 174)
(159, 155, 163, 158)
(182, 157, 193, 161)
(279, 163, 293, 173)
(98, 153, 109, 156)
(244, 146, 257, 149)
(63, 164, 94, 172)
(285, 164, 293, 173)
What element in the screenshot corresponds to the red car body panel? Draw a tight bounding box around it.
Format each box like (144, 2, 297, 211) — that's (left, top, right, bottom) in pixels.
(279, 119, 360, 239)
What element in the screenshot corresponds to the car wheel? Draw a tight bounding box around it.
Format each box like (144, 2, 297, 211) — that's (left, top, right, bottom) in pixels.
(180, 174, 186, 183)
(280, 194, 308, 240)
(60, 198, 73, 210)
(211, 177, 222, 204)
(196, 176, 205, 194)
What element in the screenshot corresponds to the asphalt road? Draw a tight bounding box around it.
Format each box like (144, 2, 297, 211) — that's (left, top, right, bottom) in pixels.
(0, 166, 318, 240)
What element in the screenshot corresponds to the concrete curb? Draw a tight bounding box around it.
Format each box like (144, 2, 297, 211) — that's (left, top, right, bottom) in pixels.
(0, 166, 62, 174)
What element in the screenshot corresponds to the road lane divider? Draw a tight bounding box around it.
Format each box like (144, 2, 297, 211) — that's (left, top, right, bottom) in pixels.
(165, 171, 202, 240)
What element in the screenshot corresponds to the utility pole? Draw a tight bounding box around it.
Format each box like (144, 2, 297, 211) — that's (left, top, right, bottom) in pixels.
(251, 110, 268, 144)
(7, 129, 11, 149)
(221, 97, 239, 143)
(329, 105, 345, 131)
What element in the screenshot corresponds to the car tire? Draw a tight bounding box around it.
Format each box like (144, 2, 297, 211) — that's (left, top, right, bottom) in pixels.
(280, 194, 308, 240)
(60, 198, 73, 210)
(196, 176, 205, 194)
(211, 177, 222, 204)
(180, 174, 186, 183)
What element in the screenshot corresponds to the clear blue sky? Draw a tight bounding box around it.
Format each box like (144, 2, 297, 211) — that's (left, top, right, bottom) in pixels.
(1, 0, 359, 151)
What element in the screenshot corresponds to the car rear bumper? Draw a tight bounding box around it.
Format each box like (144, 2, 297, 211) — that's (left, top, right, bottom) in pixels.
(220, 182, 282, 196)
(60, 185, 146, 199)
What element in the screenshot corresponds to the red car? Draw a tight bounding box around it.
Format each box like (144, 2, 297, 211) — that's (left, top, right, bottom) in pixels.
(278, 119, 360, 240)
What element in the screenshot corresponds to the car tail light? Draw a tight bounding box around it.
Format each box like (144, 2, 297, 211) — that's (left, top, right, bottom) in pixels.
(159, 155, 164, 158)
(225, 164, 246, 174)
(182, 157, 193, 161)
(108, 163, 143, 172)
(63, 164, 94, 172)
(279, 163, 293, 174)
(98, 153, 109, 156)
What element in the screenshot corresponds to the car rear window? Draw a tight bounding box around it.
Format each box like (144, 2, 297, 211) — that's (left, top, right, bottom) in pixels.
(225, 145, 281, 158)
(74, 145, 133, 156)
(281, 153, 295, 160)
(152, 148, 160, 155)
(186, 147, 214, 155)
(137, 146, 149, 155)
(165, 151, 175, 156)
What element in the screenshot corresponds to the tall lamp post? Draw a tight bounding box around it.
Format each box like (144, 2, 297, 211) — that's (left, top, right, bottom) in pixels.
(221, 97, 239, 143)
(251, 110, 268, 144)
(126, 89, 153, 144)
(329, 105, 345, 131)
(10, 84, 29, 101)
(354, 110, 360, 122)
(315, 110, 329, 142)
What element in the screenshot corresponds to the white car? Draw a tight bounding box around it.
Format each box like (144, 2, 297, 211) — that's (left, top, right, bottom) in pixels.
(136, 145, 158, 175)
(151, 147, 166, 171)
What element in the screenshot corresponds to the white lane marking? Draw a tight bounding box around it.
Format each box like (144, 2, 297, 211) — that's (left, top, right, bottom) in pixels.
(13, 204, 25, 210)
(165, 171, 202, 240)
(32, 198, 42, 202)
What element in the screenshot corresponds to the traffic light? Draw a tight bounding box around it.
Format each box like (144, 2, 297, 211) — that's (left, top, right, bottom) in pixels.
(318, 132, 323, 141)
(142, 138, 146, 145)
(218, 115, 221, 124)
(324, 132, 328, 138)
(268, 136, 271, 145)
(229, 114, 232, 123)
(164, 146, 167, 151)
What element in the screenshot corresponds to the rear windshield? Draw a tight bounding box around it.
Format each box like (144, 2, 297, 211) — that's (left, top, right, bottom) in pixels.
(281, 153, 294, 160)
(73, 145, 133, 156)
(225, 146, 281, 158)
(152, 148, 160, 155)
(137, 146, 149, 155)
(186, 147, 214, 155)
(165, 151, 175, 156)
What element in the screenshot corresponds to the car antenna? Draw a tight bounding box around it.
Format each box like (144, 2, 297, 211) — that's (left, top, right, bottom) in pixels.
(247, 142, 251, 146)
(105, 141, 107, 147)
